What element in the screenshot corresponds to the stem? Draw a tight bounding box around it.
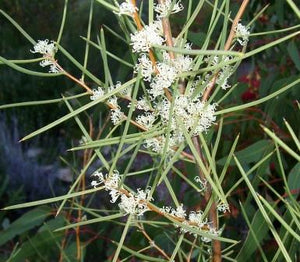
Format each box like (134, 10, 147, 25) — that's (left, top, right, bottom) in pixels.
(138, 223, 171, 260)
(154, 2, 221, 260)
(202, 0, 250, 102)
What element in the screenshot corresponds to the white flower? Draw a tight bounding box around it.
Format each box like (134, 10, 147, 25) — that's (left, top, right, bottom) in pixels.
(31, 40, 61, 73)
(156, 62, 178, 84)
(119, 187, 152, 216)
(110, 108, 125, 125)
(235, 22, 250, 46)
(144, 136, 165, 153)
(188, 210, 208, 228)
(91, 170, 122, 203)
(160, 205, 172, 214)
(144, 92, 216, 154)
(117, 1, 138, 17)
(154, 0, 184, 18)
(130, 20, 164, 53)
(31, 39, 57, 57)
(135, 54, 154, 81)
(217, 201, 230, 213)
(107, 96, 118, 107)
(91, 170, 120, 190)
(39, 59, 53, 67)
(201, 227, 220, 243)
(90, 87, 105, 100)
(148, 78, 167, 99)
(48, 64, 60, 73)
(148, 62, 177, 99)
(160, 51, 193, 77)
(109, 189, 121, 203)
(207, 55, 233, 90)
(194, 176, 207, 192)
(136, 112, 156, 129)
(172, 54, 193, 74)
(184, 42, 192, 49)
(173, 204, 186, 218)
(38, 59, 61, 73)
(119, 194, 137, 214)
(136, 96, 151, 111)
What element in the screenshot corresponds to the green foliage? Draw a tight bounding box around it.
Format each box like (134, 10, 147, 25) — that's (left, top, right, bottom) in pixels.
(0, 0, 299, 261)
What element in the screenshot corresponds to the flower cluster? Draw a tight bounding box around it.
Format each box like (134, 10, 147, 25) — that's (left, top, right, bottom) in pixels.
(160, 204, 220, 242)
(147, 51, 194, 99)
(91, 1, 217, 154)
(91, 170, 152, 216)
(90, 86, 105, 101)
(206, 55, 234, 90)
(117, 0, 138, 17)
(154, 0, 184, 18)
(130, 20, 164, 53)
(31, 39, 57, 57)
(31, 39, 60, 73)
(142, 93, 216, 153)
(119, 187, 153, 216)
(160, 204, 186, 219)
(90, 82, 127, 125)
(92, 170, 121, 202)
(235, 22, 250, 46)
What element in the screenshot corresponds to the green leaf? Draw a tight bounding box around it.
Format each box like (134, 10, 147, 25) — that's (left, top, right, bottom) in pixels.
(11, 217, 65, 262)
(187, 31, 207, 47)
(2, 187, 102, 210)
(217, 140, 272, 166)
(287, 41, 300, 71)
(261, 125, 300, 162)
(0, 206, 52, 246)
(286, 0, 300, 19)
(287, 162, 300, 198)
(234, 156, 292, 262)
(236, 203, 269, 262)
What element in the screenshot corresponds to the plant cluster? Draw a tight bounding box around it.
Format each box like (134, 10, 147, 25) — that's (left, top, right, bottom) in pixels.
(0, 0, 300, 261)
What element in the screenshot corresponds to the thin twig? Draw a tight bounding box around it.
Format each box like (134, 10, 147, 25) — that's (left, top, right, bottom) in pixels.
(138, 223, 171, 260)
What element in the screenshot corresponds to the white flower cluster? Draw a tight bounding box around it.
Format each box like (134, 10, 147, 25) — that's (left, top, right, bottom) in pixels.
(207, 55, 234, 90)
(160, 205, 220, 242)
(160, 204, 186, 219)
(235, 22, 250, 46)
(111, 108, 126, 125)
(91, 170, 152, 216)
(142, 93, 216, 153)
(136, 96, 152, 111)
(90, 82, 127, 126)
(136, 112, 156, 129)
(93, 1, 215, 154)
(31, 39, 57, 57)
(31, 40, 60, 73)
(136, 51, 193, 99)
(135, 54, 154, 82)
(117, 0, 138, 17)
(119, 187, 153, 216)
(154, 0, 184, 18)
(90, 86, 105, 101)
(130, 20, 165, 53)
(91, 170, 121, 203)
(160, 94, 217, 134)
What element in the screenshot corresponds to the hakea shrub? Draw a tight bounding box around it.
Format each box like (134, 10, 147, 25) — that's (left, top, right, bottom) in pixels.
(2, 0, 300, 261)
(28, 0, 247, 249)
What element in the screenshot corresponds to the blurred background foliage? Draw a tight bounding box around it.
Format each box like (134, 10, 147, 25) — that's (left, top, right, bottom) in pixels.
(0, 0, 299, 261)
